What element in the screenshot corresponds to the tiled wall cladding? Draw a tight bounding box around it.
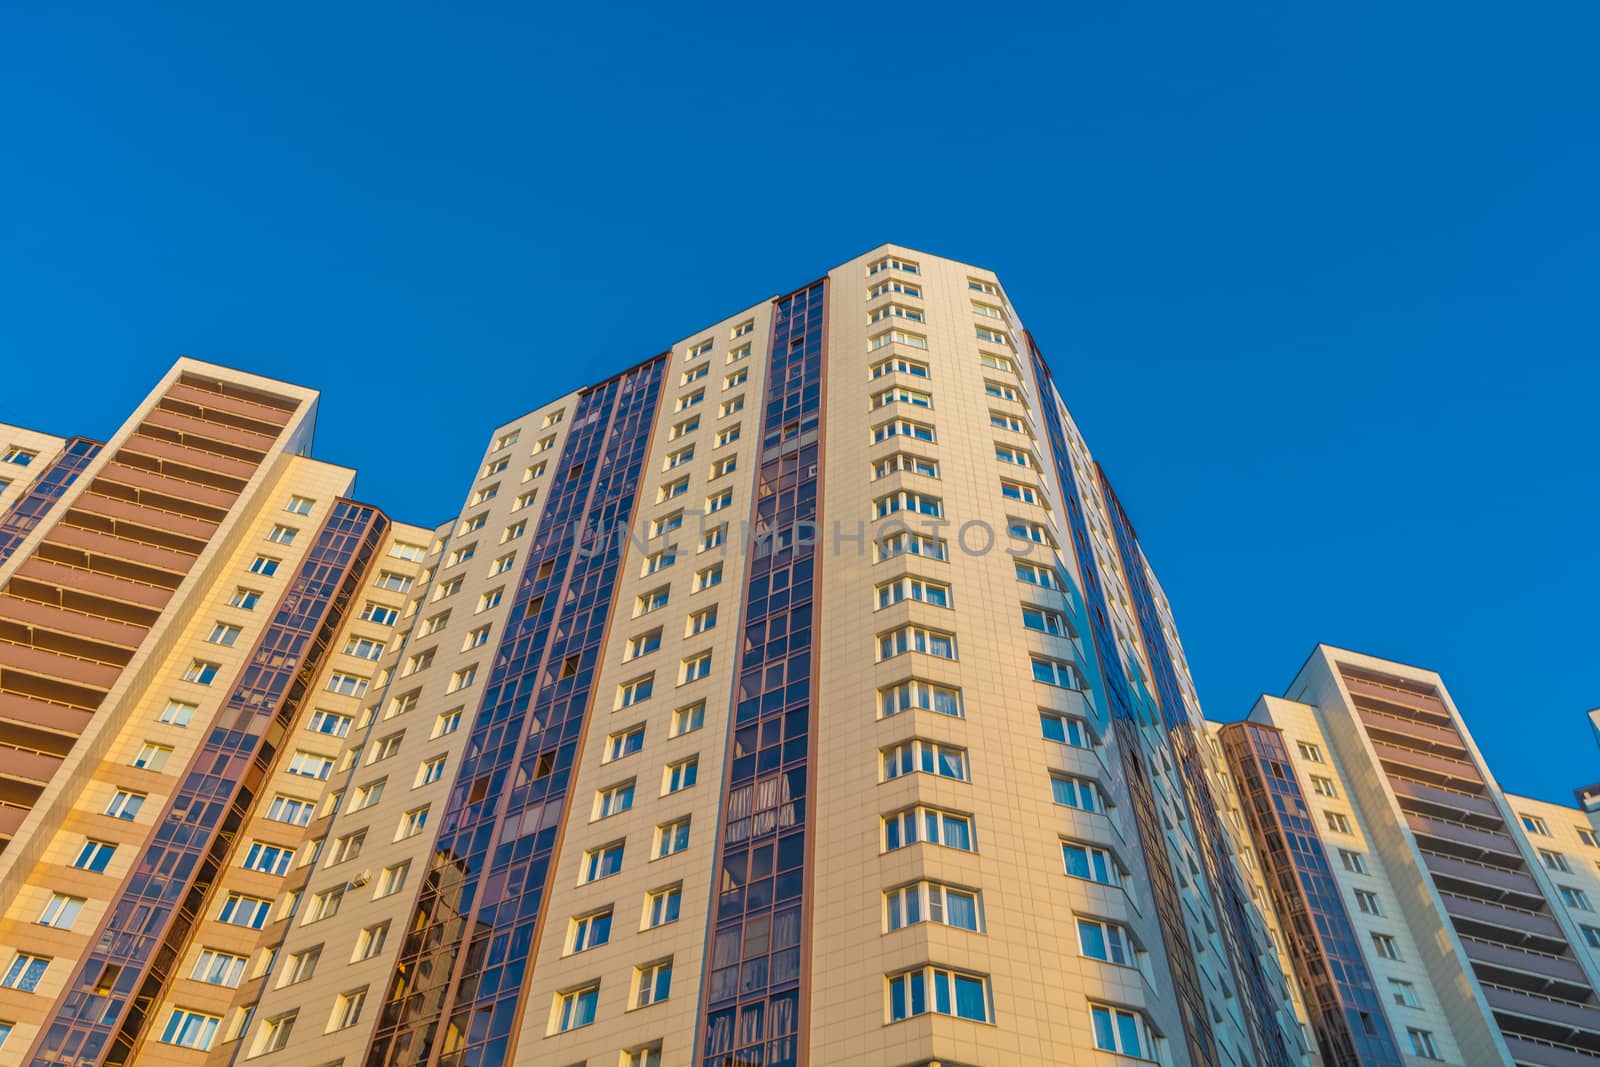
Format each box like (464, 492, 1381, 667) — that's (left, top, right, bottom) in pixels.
(368, 356, 668, 1066)
(696, 281, 824, 1067)
(27, 500, 388, 1066)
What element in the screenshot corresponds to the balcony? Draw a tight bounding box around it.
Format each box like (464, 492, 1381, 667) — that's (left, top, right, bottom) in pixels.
(1503, 1034, 1600, 1067)
(1406, 811, 1523, 866)
(0, 640, 119, 692)
(1445, 895, 1569, 955)
(0, 744, 64, 786)
(94, 462, 235, 517)
(121, 431, 259, 482)
(70, 493, 217, 545)
(1355, 702, 1470, 759)
(141, 407, 272, 459)
(1422, 851, 1546, 910)
(0, 692, 92, 737)
(1465, 940, 1595, 1001)
(13, 557, 173, 612)
(0, 596, 145, 652)
(165, 380, 295, 431)
(1484, 985, 1600, 1054)
(1371, 738, 1483, 791)
(1339, 672, 1453, 722)
(45, 520, 197, 577)
(1388, 775, 1496, 818)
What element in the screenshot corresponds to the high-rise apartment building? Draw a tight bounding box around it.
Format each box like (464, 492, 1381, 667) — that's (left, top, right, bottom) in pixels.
(1218, 646, 1600, 1067)
(23, 245, 1596, 1067)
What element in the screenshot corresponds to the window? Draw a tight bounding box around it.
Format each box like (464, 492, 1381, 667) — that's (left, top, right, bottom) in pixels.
(267, 524, 298, 546)
(1050, 775, 1102, 813)
(879, 678, 962, 719)
(1579, 827, 1599, 848)
(975, 325, 1008, 345)
(1540, 849, 1572, 873)
(687, 337, 714, 360)
(1581, 924, 1600, 949)
(1031, 656, 1081, 689)
(618, 675, 655, 709)
(711, 454, 738, 478)
(1296, 741, 1324, 762)
(250, 556, 281, 577)
(355, 922, 390, 960)
(706, 488, 734, 514)
(477, 587, 504, 612)
(38, 893, 85, 930)
(1338, 849, 1367, 874)
(1309, 775, 1339, 798)
(985, 378, 1019, 402)
(665, 756, 699, 794)
(513, 490, 536, 511)
(398, 806, 430, 839)
(1041, 711, 1091, 747)
(571, 909, 613, 953)
(869, 277, 922, 298)
(183, 660, 221, 685)
(702, 524, 727, 552)
(1407, 1028, 1440, 1059)
(1561, 885, 1595, 912)
(288, 751, 336, 780)
(543, 408, 565, 427)
(1021, 605, 1071, 636)
(694, 563, 723, 591)
(377, 861, 410, 898)
(604, 723, 648, 763)
(242, 841, 293, 876)
(972, 301, 1003, 320)
(871, 417, 935, 444)
(627, 629, 664, 660)
(1090, 1004, 1155, 1058)
(878, 624, 956, 661)
(676, 389, 704, 413)
(375, 570, 414, 593)
(1062, 841, 1119, 885)
(868, 255, 920, 275)
(192, 949, 248, 988)
(874, 489, 942, 519)
(887, 966, 989, 1023)
(995, 443, 1031, 467)
(714, 424, 740, 447)
(687, 605, 718, 636)
(637, 587, 670, 616)
(1389, 978, 1421, 1008)
(327, 672, 370, 697)
(555, 985, 599, 1033)
(1, 447, 38, 466)
(308, 886, 345, 922)
(731, 319, 754, 339)
(352, 779, 387, 810)
(869, 302, 925, 324)
(267, 794, 314, 827)
(647, 884, 682, 928)
(73, 839, 116, 873)
(583, 843, 625, 883)
(990, 411, 1024, 433)
(1354, 889, 1382, 915)
(882, 739, 968, 782)
(461, 514, 488, 535)
(472, 484, 499, 505)
(643, 548, 677, 575)
(670, 415, 700, 440)
(877, 530, 948, 562)
(448, 666, 477, 692)
(434, 708, 463, 738)
(1000, 481, 1040, 506)
(230, 587, 263, 610)
(418, 756, 447, 786)
(360, 601, 398, 626)
(331, 988, 367, 1031)
(597, 781, 636, 819)
(872, 451, 939, 480)
(979, 351, 1013, 372)
(884, 807, 973, 852)
(402, 649, 435, 676)
(389, 542, 428, 563)
(969, 277, 998, 295)
(659, 476, 690, 503)
(885, 881, 981, 932)
(635, 959, 673, 1007)
(1325, 811, 1353, 834)
(309, 709, 354, 737)
(682, 363, 709, 385)
(728, 341, 752, 363)
(463, 624, 492, 650)
(1521, 813, 1552, 835)
(671, 702, 705, 737)
(160, 1009, 219, 1050)
(655, 817, 691, 858)
(664, 444, 695, 471)
(219, 893, 272, 929)
(870, 355, 931, 381)
(871, 385, 932, 410)
(492, 429, 521, 451)
(718, 395, 744, 418)
(1078, 918, 1134, 966)
(448, 543, 477, 567)
(876, 576, 951, 610)
(133, 742, 172, 770)
(157, 697, 198, 727)
(1372, 933, 1401, 960)
(1014, 561, 1058, 588)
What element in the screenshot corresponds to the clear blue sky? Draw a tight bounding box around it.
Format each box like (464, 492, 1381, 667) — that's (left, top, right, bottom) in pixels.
(3, 4, 1596, 804)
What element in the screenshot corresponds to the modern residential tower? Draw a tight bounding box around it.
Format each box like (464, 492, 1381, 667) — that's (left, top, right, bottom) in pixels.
(2, 246, 1589, 1067)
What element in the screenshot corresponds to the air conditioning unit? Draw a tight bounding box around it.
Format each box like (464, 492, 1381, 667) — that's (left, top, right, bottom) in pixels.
(347, 871, 371, 890)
